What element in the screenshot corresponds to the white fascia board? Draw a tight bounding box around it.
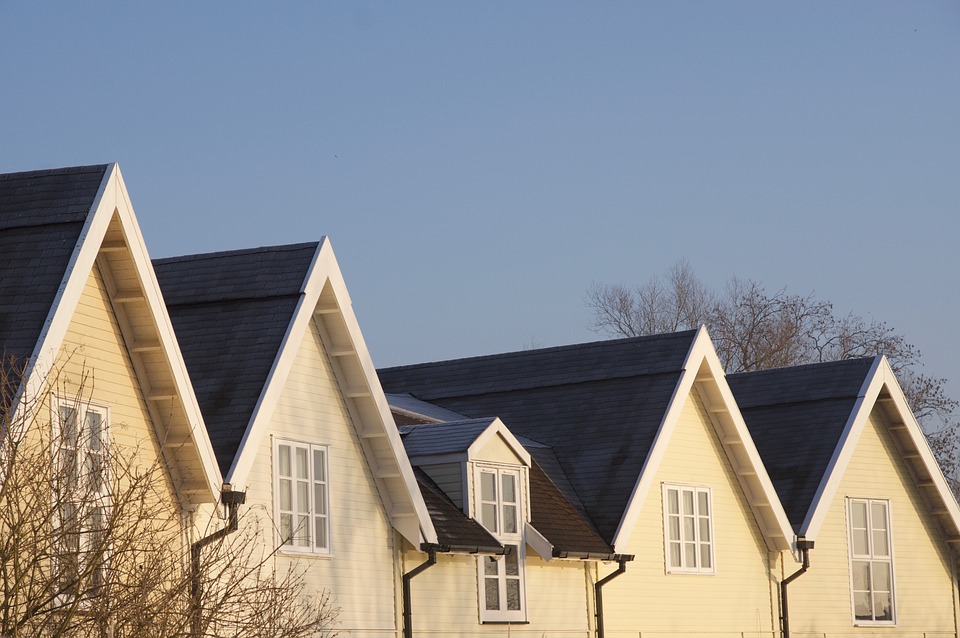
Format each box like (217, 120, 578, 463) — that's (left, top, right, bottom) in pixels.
(875, 358, 960, 536)
(610, 327, 703, 553)
(226, 239, 437, 545)
(525, 522, 554, 562)
(468, 417, 532, 467)
(109, 167, 222, 499)
(800, 356, 885, 540)
(695, 331, 794, 550)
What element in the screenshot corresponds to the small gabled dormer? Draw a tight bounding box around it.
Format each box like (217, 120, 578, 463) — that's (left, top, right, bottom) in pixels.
(399, 416, 533, 623)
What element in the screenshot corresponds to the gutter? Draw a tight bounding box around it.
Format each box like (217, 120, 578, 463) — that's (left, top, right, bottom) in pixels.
(780, 537, 814, 638)
(595, 554, 634, 638)
(190, 485, 247, 637)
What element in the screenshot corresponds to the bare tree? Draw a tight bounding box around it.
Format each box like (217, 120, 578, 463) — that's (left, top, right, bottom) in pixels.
(588, 262, 960, 491)
(0, 359, 338, 638)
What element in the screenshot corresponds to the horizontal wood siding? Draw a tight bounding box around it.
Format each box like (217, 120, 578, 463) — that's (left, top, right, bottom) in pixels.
(242, 319, 398, 637)
(405, 548, 591, 637)
(604, 389, 778, 638)
(786, 408, 958, 638)
(421, 462, 464, 509)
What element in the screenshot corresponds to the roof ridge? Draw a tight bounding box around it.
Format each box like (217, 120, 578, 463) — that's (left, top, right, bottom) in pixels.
(380, 329, 699, 373)
(154, 241, 320, 265)
(727, 356, 878, 379)
(0, 164, 110, 180)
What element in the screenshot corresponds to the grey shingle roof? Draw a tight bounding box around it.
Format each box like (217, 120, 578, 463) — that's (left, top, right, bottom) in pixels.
(0, 165, 108, 395)
(378, 331, 697, 543)
(529, 460, 612, 556)
(727, 357, 877, 531)
(154, 243, 319, 475)
(398, 418, 498, 458)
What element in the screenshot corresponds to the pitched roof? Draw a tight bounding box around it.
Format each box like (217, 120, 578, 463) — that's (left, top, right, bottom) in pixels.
(727, 357, 876, 530)
(379, 331, 697, 543)
(399, 418, 499, 457)
(0, 165, 108, 392)
(528, 459, 613, 556)
(153, 243, 319, 475)
(415, 469, 503, 553)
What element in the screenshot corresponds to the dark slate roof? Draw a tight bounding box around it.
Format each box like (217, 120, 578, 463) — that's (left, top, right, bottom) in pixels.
(398, 418, 499, 458)
(415, 469, 502, 553)
(0, 165, 108, 395)
(529, 459, 613, 556)
(153, 243, 319, 475)
(727, 357, 877, 531)
(387, 393, 469, 423)
(379, 331, 697, 543)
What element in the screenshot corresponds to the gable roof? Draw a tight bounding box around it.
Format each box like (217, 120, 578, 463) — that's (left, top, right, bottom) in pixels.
(155, 239, 436, 546)
(415, 469, 503, 554)
(154, 243, 318, 475)
(380, 328, 793, 552)
(727, 358, 877, 531)
(730, 356, 960, 543)
(0, 163, 221, 504)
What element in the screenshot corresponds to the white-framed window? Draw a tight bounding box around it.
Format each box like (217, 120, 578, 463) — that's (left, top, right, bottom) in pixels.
(52, 397, 110, 599)
(663, 483, 714, 574)
(273, 439, 331, 555)
(474, 465, 526, 622)
(847, 498, 895, 624)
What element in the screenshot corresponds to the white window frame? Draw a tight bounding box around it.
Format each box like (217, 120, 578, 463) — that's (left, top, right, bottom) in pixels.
(847, 498, 896, 625)
(273, 438, 332, 556)
(473, 464, 527, 623)
(51, 396, 111, 601)
(662, 483, 715, 574)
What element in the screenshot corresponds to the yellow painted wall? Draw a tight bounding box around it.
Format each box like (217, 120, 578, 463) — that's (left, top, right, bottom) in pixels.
(602, 388, 779, 638)
(786, 408, 958, 638)
(241, 318, 399, 637)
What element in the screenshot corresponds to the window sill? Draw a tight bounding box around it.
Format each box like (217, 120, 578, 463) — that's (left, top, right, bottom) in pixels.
(480, 620, 529, 625)
(276, 547, 334, 559)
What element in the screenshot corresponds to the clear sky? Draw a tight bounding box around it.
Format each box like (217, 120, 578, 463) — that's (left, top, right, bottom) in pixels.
(2, 3, 959, 400)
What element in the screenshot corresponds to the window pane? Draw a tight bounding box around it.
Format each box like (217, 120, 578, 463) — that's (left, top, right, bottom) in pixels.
(315, 516, 327, 550)
(852, 528, 869, 556)
(698, 490, 709, 516)
(667, 489, 679, 515)
(314, 449, 326, 482)
(700, 543, 712, 569)
(296, 514, 310, 546)
(873, 561, 891, 591)
(506, 579, 521, 610)
(297, 482, 309, 512)
(851, 560, 870, 591)
(504, 547, 519, 576)
(872, 529, 889, 557)
(684, 516, 695, 540)
(296, 447, 308, 479)
(503, 505, 518, 534)
(669, 542, 681, 568)
(481, 472, 496, 501)
(698, 517, 710, 542)
(86, 412, 103, 451)
(481, 503, 497, 532)
(314, 483, 326, 515)
(280, 514, 292, 544)
(683, 490, 694, 515)
(871, 502, 888, 530)
(668, 516, 680, 541)
(874, 591, 893, 621)
(278, 445, 291, 477)
(484, 555, 499, 576)
(854, 591, 872, 620)
(502, 474, 516, 503)
(279, 478, 291, 510)
(61, 407, 78, 448)
(485, 578, 500, 610)
(684, 542, 697, 567)
(851, 501, 867, 529)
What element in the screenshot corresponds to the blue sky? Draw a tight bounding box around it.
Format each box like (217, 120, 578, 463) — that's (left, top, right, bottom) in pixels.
(2, 3, 959, 401)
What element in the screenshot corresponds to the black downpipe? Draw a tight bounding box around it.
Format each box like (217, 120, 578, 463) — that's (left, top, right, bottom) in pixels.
(191, 487, 246, 637)
(402, 544, 439, 638)
(780, 538, 814, 638)
(595, 555, 633, 638)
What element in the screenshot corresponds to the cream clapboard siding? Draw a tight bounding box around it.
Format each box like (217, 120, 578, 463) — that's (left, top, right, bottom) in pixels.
(54, 263, 181, 542)
(242, 318, 398, 637)
(603, 388, 778, 638)
(421, 463, 464, 510)
(405, 423, 591, 637)
(786, 408, 959, 638)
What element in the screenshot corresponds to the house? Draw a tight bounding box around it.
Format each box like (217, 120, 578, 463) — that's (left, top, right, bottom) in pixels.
(0, 165, 221, 628)
(153, 240, 437, 637)
(729, 357, 960, 637)
(379, 327, 795, 637)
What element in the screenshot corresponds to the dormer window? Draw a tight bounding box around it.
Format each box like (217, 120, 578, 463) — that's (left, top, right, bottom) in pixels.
(475, 464, 526, 622)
